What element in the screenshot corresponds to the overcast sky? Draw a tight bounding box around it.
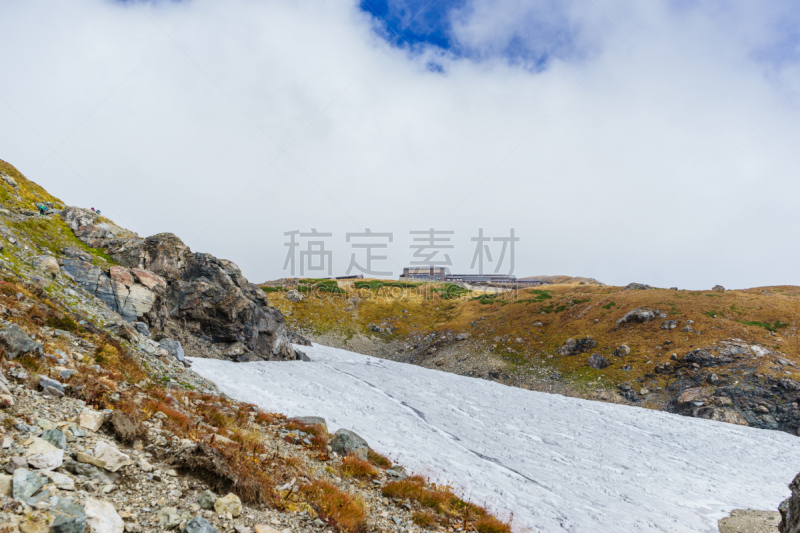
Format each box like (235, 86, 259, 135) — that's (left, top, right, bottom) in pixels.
(1, 0, 799, 289)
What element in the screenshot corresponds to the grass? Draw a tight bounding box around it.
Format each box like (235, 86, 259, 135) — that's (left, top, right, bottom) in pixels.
(739, 320, 790, 332)
(367, 449, 392, 468)
(300, 480, 367, 533)
(339, 455, 377, 479)
(260, 286, 285, 293)
(430, 283, 471, 300)
(382, 476, 509, 532)
(275, 274, 800, 397)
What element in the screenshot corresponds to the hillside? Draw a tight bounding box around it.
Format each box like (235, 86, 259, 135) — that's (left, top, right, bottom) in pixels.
(265, 278, 800, 434)
(0, 159, 511, 533)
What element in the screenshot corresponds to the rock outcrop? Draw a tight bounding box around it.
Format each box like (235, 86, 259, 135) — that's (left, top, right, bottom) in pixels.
(780, 472, 800, 533)
(61, 207, 295, 362)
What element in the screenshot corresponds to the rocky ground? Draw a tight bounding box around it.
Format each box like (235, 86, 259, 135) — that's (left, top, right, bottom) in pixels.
(0, 160, 510, 533)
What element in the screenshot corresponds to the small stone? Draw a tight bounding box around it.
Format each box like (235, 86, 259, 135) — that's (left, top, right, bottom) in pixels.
(6, 456, 27, 474)
(159, 507, 182, 530)
(182, 517, 218, 533)
(613, 345, 630, 357)
(0, 473, 11, 496)
(138, 458, 153, 472)
(79, 409, 110, 432)
(94, 441, 132, 472)
(198, 489, 217, 510)
(51, 498, 86, 533)
(587, 353, 612, 370)
(214, 493, 242, 517)
(42, 386, 65, 399)
(12, 468, 46, 499)
(38, 376, 64, 393)
(25, 437, 64, 469)
(18, 511, 49, 533)
(85, 497, 124, 533)
(124, 523, 142, 533)
(42, 429, 67, 450)
(44, 470, 76, 491)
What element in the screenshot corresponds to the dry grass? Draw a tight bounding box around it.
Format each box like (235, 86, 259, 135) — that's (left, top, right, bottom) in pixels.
(411, 510, 437, 527)
(367, 449, 392, 469)
(474, 516, 512, 533)
(299, 480, 367, 533)
(339, 454, 377, 480)
(277, 279, 800, 399)
(383, 475, 507, 530)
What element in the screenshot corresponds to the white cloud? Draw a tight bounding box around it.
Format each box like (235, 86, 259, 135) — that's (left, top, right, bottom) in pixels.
(0, 0, 798, 288)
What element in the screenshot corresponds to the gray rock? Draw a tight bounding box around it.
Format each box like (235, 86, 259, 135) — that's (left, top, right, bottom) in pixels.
(587, 353, 612, 370)
(62, 460, 116, 485)
(613, 344, 631, 357)
(387, 466, 408, 479)
(159, 506, 181, 529)
(330, 429, 369, 459)
(60, 369, 77, 380)
(286, 289, 304, 302)
(5, 456, 27, 474)
(286, 330, 311, 346)
(557, 336, 597, 356)
(660, 320, 678, 330)
(42, 429, 67, 450)
(291, 417, 327, 431)
(51, 498, 86, 533)
(43, 385, 65, 398)
(12, 468, 46, 499)
(616, 308, 658, 326)
(623, 283, 653, 290)
(681, 349, 734, 367)
(197, 489, 217, 510)
(713, 285, 725, 291)
(182, 517, 218, 533)
(159, 339, 185, 363)
(0, 324, 43, 358)
(133, 322, 150, 337)
(35, 255, 61, 279)
(39, 376, 65, 393)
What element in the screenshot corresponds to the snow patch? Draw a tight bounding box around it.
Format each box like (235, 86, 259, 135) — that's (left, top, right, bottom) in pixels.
(190, 343, 800, 532)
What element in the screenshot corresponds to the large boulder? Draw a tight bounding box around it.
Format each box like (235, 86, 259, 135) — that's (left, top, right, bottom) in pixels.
(558, 337, 597, 356)
(34, 255, 60, 278)
(60, 259, 161, 322)
(330, 429, 369, 460)
(616, 308, 658, 326)
(781, 473, 800, 533)
(61, 214, 296, 362)
(0, 324, 43, 359)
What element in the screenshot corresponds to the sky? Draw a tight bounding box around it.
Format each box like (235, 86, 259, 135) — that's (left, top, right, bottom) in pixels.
(1, 0, 800, 289)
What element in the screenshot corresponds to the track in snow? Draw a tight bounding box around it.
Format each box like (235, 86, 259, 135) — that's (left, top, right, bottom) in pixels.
(190, 344, 800, 533)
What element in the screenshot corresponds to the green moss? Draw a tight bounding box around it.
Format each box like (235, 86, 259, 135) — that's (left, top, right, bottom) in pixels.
(7, 217, 112, 263)
(738, 320, 789, 332)
(602, 302, 616, 310)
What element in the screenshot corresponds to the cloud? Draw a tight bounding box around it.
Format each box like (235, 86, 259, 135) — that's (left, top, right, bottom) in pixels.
(0, 0, 799, 289)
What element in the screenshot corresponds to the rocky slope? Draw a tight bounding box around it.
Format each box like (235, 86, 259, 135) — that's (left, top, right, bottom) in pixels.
(0, 159, 510, 533)
(266, 278, 800, 436)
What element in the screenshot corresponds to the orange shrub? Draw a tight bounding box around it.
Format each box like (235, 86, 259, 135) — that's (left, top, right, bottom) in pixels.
(300, 480, 367, 533)
(339, 455, 377, 480)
